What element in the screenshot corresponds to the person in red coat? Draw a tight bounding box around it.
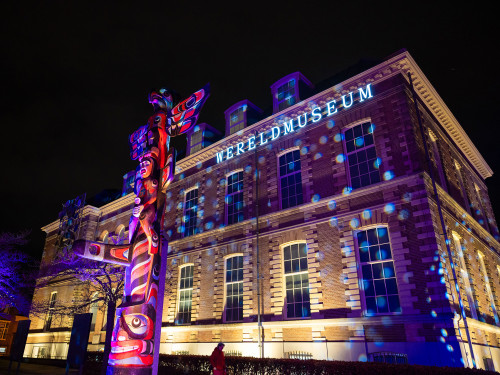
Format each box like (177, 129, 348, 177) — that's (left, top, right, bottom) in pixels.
(210, 342, 226, 375)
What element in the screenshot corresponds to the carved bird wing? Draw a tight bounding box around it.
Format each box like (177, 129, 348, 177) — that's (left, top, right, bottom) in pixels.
(167, 83, 210, 136)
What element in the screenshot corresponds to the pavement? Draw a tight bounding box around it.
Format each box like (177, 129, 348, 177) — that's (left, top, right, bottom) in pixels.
(0, 359, 80, 375)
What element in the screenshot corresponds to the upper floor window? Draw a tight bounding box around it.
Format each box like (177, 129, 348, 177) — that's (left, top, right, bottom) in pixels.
(229, 107, 245, 135)
(279, 150, 303, 209)
(44, 291, 57, 331)
(183, 189, 198, 237)
(225, 256, 244, 322)
(454, 161, 471, 214)
(284, 243, 310, 318)
(90, 292, 99, 331)
(190, 128, 203, 154)
(0, 322, 9, 340)
(344, 122, 380, 189)
(177, 265, 194, 325)
(428, 131, 448, 192)
(277, 80, 296, 112)
(356, 227, 401, 315)
(226, 171, 244, 225)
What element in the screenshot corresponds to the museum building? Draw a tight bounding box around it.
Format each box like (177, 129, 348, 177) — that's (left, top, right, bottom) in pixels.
(25, 50, 500, 370)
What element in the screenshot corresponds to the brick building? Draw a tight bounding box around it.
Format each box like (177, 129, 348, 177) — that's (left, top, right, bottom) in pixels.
(26, 50, 500, 369)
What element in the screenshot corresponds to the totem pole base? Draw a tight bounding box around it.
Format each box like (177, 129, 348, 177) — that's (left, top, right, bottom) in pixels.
(106, 366, 152, 375)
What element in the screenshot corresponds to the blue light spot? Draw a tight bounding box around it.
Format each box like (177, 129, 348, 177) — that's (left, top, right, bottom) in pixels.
(373, 158, 382, 169)
(319, 136, 328, 144)
(327, 200, 336, 210)
(334, 133, 343, 142)
(336, 154, 345, 163)
(329, 217, 338, 227)
(327, 120, 335, 129)
(355, 137, 365, 147)
(384, 203, 395, 214)
(300, 147, 308, 155)
(350, 218, 359, 229)
(398, 209, 410, 220)
(383, 171, 395, 181)
(431, 310, 437, 318)
(314, 152, 322, 160)
(312, 194, 320, 203)
(362, 209, 372, 220)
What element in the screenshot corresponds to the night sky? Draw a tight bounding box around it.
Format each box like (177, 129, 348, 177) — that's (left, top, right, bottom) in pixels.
(1, 3, 499, 259)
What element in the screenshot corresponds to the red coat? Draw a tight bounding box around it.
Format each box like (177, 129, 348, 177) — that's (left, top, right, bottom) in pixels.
(210, 347, 225, 370)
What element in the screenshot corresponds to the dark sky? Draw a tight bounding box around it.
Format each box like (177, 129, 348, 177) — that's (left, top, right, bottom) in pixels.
(1, 2, 499, 259)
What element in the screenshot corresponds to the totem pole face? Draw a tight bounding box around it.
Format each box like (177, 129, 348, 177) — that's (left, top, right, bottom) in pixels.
(148, 88, 174, 111)
(139, 158, 153, 179)
(109, 303, 156, 367)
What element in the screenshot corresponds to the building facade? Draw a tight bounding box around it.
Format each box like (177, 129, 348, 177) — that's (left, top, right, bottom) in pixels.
(26, 50, 500, 370)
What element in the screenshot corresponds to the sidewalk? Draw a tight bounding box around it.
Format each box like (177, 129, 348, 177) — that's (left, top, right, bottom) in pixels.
(0, 359, 80, 375)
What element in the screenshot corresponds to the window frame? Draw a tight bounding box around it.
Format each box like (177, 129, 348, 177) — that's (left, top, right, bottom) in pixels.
(183, 187, 199, 237)
(44, 291, 58, 332)
(354, 225, 402, 316)
(176, 263, 194, 325)
(342, 119, 381, 190)
(223, 253, 244, 323)
(190, 127, 203, 154)
(276, 79, 297, 112)
(277, 148, 304, 210)
(225, 170, 244, 226)
(228, 107, 246, 135)
(281, 241, 311, 320)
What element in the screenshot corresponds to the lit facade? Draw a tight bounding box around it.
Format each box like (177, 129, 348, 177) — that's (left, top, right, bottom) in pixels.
(26, 50, 500, 370)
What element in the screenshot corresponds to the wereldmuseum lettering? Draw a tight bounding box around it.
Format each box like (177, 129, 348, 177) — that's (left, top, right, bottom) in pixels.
(216, 84, 373, 163)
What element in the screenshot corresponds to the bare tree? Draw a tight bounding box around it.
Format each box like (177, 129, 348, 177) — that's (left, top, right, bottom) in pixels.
(0, 231, 37, 315)
(31, 252, 124, 374)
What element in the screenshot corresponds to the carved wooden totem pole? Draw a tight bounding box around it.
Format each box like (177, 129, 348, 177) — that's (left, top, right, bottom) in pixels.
(74, 85, 209, 374)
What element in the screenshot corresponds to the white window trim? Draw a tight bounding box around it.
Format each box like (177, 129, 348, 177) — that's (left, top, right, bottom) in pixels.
(280, 241, 311, 320)
(176, 263, 195, 325)
(223, 254, 245, 323)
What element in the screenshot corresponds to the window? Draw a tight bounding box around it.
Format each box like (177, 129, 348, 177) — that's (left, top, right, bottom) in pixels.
(90, 292, 99, 331)
(277, 79, 296, 111)
(357, 227, 401, 314)
(177, 265, 194, 325)
(278, 150, 303, 209)
(344, 122, 380, 189)
(225, 256, 244, 322)
(478, 252, 499, 325)
(190, 128, 203, 154)
(44, 292, 57, 331)
(428, 131, 448, 192)
(183, 189, 198, 237)
(284, 243, 310, 318)
(454, 161, 471, 214)
(0, 322, 9, 340)
(452, 233, 478, 320)
(229, 107, 245, 134)
(226, 171, 244, 225)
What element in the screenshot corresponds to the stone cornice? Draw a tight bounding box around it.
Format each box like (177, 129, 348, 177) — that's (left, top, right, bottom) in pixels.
(175, 51, 492, 180)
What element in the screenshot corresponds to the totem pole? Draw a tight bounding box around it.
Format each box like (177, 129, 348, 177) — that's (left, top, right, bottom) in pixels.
(74, 85, 210, 375)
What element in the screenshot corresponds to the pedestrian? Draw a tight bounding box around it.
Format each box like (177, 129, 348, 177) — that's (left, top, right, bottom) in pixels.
(210, 342, 226, 375)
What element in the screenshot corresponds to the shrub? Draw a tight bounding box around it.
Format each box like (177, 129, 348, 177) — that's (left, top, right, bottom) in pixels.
(84, 352, 497, 375)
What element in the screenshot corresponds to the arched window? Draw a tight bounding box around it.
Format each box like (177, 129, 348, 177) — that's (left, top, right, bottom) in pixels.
(43, 292, 57, 331)
(177, 264, 194, 325)
(355, 226, 401, 315)
(226, 171, 244, 225)
(90, 292, 99, 331)
(283, 243, 310, 318)
(225, 255, 244, 322)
